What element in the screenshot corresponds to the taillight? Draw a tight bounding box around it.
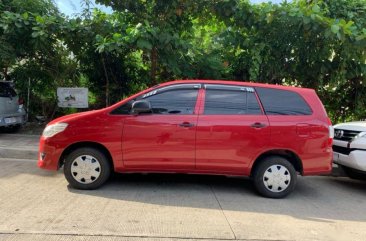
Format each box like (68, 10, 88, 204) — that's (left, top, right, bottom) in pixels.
(18, 98, 24, 105)
(327, 118, 334, 147)
(329, 126, 334, 138)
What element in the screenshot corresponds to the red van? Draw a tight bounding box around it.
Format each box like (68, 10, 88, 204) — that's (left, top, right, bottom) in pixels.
(38, 80, 333, 198)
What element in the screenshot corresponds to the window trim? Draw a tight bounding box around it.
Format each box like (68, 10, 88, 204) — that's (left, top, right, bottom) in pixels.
(204, 84, 254, 93)
(141, 84, 201, 99)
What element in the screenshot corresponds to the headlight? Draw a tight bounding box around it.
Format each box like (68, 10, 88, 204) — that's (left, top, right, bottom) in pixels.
(42, 123, 68, 138)
(352, 132, 366, 141)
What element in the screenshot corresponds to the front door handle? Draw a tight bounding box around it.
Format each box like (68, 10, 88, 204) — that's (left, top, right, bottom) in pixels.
(251, 122, 266, 128)
(179, 122, 195, 128)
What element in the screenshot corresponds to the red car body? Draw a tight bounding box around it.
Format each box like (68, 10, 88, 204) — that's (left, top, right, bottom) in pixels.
(38, 80, 332, 178)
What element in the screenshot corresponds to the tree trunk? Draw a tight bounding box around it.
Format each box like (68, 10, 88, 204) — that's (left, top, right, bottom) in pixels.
(150, 47, 158, 85)
(2, 67, 8, 80)
(101, 55, 110, 107)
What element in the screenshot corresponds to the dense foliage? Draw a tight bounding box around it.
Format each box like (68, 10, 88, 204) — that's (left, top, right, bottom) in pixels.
(0, 0, 365, 123)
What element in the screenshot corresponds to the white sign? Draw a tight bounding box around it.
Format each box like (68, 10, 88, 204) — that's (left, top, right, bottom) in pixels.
(57, 88, 88, 108)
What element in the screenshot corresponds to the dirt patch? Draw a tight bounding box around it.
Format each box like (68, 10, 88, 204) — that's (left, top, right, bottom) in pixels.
(20, 122, 45, 135)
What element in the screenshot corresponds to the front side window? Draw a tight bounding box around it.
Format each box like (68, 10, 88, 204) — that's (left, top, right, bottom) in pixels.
(110, 85, 199, 115)
(110, 100, 134, 115)
(203, 85, 262, 115)
(144, 88, 198, 114)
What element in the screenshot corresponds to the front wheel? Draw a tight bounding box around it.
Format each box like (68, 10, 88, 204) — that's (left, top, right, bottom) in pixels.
(253, 156, 297, 198)
(64, 147, 111, 190)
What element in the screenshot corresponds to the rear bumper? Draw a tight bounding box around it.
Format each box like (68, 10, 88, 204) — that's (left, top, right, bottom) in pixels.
(333, 149, 366, 172)
(0, 111, 26, 127)
(301, 148, 333, 176)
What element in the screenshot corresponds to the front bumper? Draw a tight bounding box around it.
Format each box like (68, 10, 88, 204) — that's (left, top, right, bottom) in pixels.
(333, 149, 366, 172)
(38, 136, 64, 170)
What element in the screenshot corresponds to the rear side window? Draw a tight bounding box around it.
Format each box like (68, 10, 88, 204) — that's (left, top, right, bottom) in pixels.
(256, 87, 312, 115)
(0, 83, 17, 97)
(204, 86, 262, 115)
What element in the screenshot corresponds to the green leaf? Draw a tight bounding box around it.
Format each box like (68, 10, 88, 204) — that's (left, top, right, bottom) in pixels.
(136, 39, 152, 50)
(266, 13, 274, 24)
(113, 33, 122, 40)
(311, 5, 320, 13)
(355, 35, 365, 41)
(331, 25, 340, 34)
(144, 20, 150, 27)
(15, 22, 22, 28)
(31, 32, 39, 38)
(22, 12, 29, 20)
(35, 16, 44, 24)
(344, 21, 354, 28)
(336, 31, 343, 41)
(303, 17, 310, 25)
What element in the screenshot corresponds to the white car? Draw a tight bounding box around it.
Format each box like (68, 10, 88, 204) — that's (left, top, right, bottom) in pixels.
(333, 121, 366, 179)
(0, 81, 26, 131)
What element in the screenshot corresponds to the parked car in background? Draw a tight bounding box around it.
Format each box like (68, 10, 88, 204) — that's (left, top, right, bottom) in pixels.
(38, 80, 333, 198)
(333, 121, 366, 180)
(0, 81, 26, 132)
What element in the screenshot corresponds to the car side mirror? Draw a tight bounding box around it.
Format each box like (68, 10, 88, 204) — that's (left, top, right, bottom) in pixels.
(131, 100, 152, 114)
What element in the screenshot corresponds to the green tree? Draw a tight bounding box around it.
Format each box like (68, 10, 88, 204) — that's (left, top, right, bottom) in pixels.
(216, 0, 366, 122)
(0, 0, 80, 118)
(1, 0, 365, 123)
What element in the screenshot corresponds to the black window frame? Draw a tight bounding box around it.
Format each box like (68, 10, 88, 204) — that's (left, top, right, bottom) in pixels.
(110, 84, 201, 115)
(202, 84, 263, 115)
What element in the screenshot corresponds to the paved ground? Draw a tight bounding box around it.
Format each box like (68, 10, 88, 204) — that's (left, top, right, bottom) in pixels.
(0, 155, 365, 241)
(0, 134, 39, 160)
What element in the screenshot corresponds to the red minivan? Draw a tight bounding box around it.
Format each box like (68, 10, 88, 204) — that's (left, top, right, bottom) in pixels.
(38, 80, 333, 198)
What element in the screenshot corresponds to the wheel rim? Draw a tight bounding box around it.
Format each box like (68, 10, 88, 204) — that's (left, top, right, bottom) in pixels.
(263, 164, 291, 193)
(70, 155, 101, 184)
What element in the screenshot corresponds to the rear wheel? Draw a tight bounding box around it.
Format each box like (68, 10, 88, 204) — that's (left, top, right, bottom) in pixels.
(253, 156, 297, 198)
(342, 166, 366, 180)
(1, 124, 22, 133)
(64, 147, 111, 190)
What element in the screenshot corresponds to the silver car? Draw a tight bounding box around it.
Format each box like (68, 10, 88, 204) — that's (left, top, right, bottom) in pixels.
(0, 82, 26, 131)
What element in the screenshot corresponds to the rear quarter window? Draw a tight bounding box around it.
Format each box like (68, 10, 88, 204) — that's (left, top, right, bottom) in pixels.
(255, 87, 312, 115)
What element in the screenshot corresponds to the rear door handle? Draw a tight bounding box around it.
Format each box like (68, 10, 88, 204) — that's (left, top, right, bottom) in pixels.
(251, 122, 266, 128)
(179, 122, 195, 128)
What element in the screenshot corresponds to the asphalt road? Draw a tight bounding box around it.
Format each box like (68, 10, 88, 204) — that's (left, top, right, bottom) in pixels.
(0, 158, 365, 241)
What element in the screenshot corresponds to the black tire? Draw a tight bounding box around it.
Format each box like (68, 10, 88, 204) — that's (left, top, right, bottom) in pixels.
(64, 147, 111, 190)
(1, 125, 22, 133)
(342, 166, 366, 180)
(253, 156, 297, 198)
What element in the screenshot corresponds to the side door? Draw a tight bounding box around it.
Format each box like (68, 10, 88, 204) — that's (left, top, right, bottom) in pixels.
(196, 84, 270, 175)
(122, 84, 200, 170)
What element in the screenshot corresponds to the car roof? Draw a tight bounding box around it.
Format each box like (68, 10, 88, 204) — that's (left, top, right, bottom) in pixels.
(155, 80, 314, 93)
